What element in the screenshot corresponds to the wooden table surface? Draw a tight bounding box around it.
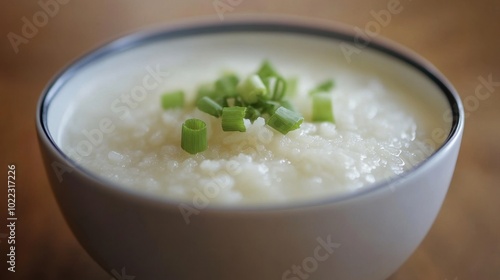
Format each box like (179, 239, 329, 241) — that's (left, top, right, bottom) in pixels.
(1, 0, 499, 279)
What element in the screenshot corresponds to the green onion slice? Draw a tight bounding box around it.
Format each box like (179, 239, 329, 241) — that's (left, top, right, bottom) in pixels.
(268, 76, 287, 101)
(309, 79, 335, 95)
(255, 60, 287, 101)
(181, 118, 208, 154)
(221, 106, 247, 132)
(215, 74, 239, 97)
(237, 74, 267, 104)
(161, 90, 184, 110)
(261, 100, 282, 115)
(285, 77, 298, 97)
(195, 84, 218, 102)
(280, 100, 296, 112)
(256, 60, 280, 80)
(267, 106, 304, 135)
(312, 93, 335, 123)
(196, 96, 223, 118)
(245, 106, 261, 123)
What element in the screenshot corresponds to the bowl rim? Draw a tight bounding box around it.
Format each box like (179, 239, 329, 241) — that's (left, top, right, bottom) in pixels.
(36, 16, 464, 212)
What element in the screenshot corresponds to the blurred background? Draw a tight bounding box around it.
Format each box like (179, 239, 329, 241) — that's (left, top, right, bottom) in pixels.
(0, 0, 499, 279)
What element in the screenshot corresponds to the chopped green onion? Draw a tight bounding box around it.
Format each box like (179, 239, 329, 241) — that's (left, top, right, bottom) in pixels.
(255, 61, 287, 101)
(268, 76, 287, 101)
(196, 96, 223, 118)
(267, 106, 304, 135)
(251, 100, 278, 117)
(170, 60, 307, 150)
(237, 74, 267, 104)
(224, 97, 238, 107)
(217, 97, 229, 107)
(233, 97, 244, 107)
(309, 79, 335, 95)
(181, 119, 207, 154)
(215, 74, 239, 96)
(245, 106, 261, 123)
(195, 84, 217, 102)
(285, 77, 298, 97)
(312, 93, 335, 123)
(261, 100, 282, 115)
(221, 106, 247, 132)
(280, 100, 296, 112)
(257, 60, 280, 80)
(161, 90, 184, 110)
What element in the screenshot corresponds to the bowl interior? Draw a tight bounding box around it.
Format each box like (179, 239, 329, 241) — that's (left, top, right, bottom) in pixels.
(39, 22, 460, 206)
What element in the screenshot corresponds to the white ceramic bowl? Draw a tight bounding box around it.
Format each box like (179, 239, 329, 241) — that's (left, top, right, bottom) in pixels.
(36, 18, 464, 280)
